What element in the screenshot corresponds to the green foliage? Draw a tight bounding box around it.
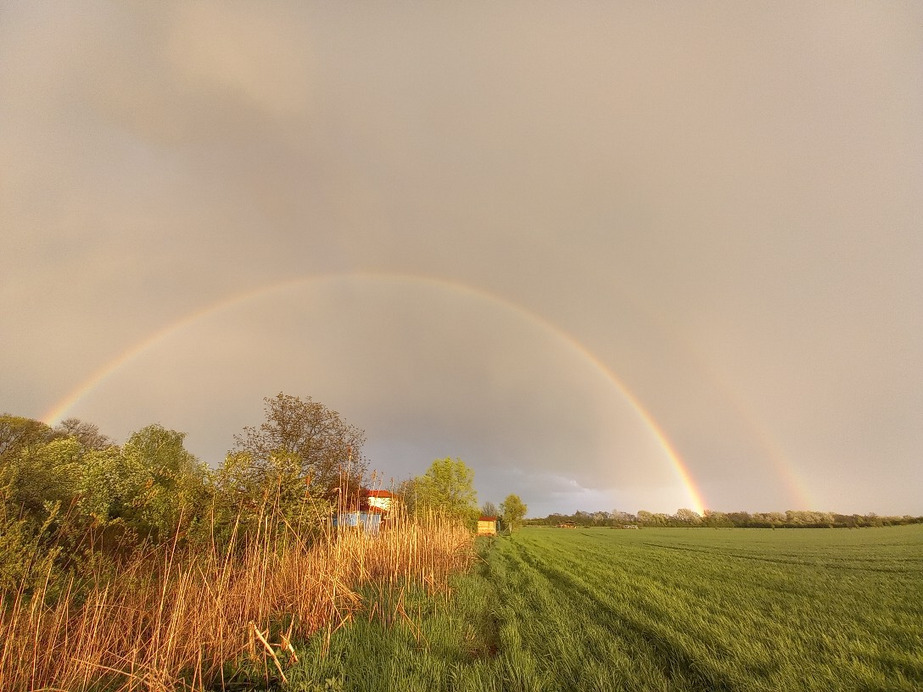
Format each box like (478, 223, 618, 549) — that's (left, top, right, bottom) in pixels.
(233, 393, 368, 497)
(53, 417, 112, 451)
(499, 494, 526, 532)
(406, 457, 478, 524)
(207, 449, 334, 548)
(0, 414, 56, 463)
(0, 416, 215, 566)
(5, 437, 82, 517)
(0, 499, 63, 596)
(62, 423, 210, 546)
(121, 424, 208, 540)
(0, 415, 76, 533)
(0, 398, 359, 582)
(76, 446, 140, 525)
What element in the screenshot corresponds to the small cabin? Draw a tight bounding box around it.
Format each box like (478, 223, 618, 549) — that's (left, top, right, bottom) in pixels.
(365, 489, 394, 513)
(558, 522, 576, 529)
(333, 488, 394, 536)
(477, 516, 498, 536)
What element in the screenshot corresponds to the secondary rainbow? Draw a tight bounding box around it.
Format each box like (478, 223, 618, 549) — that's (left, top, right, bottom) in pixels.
(43, 272, 709, 515)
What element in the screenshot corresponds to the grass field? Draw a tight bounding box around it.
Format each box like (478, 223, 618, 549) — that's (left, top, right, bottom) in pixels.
(289, 524, 923, 691)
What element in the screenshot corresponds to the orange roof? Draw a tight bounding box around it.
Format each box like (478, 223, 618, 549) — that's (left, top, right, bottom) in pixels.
(478, 516, 497, 522)
(365, 489, 394, 498)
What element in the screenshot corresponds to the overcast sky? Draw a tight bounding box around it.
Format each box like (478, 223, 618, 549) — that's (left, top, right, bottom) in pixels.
(2, 2, 921, 517)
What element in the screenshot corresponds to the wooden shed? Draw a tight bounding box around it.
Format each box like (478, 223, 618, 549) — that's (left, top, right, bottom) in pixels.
(477, 516, 498, 536)
(365, 489, 394, 513)
(332, 489, 392, 536)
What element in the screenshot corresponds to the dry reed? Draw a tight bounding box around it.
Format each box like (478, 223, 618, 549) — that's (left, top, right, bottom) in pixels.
(0, 507, 474, 691)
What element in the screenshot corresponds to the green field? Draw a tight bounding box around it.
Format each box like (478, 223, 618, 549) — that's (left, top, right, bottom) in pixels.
(287, 524, 923, 692)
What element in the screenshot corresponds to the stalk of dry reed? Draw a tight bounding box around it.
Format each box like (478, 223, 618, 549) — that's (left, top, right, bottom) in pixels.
(0, 508, 473, 691)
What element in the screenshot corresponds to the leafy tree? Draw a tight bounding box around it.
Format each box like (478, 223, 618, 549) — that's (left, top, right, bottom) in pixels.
(233, 393, 367, 496)
(409, 457, 478, 522)
(611, 510, 637, 525)
(0, 415, 56, 463)
(76, 446, 133, 525)
(8, 437, 82, 516)
(54, 418, 112, 451)
(122, 424, 207, 539)
(637, 510, 669, 526)
(481, 501, 499, 518)
(673, 508, 702, 526)
(0, 495, 63, 594)
(0, 431, 93, 580)
(0, 435, 84, 565)
(77, 425, 207, 543)
(702, 510, 732, 527)
(205, 448, 332, 548)
(500, 494, 527, 532)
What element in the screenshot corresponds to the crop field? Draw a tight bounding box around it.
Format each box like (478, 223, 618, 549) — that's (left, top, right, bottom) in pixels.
(291, 525, 923, 691)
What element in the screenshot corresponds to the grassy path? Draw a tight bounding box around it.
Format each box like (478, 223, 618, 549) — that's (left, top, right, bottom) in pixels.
(287, 525, 923, 691)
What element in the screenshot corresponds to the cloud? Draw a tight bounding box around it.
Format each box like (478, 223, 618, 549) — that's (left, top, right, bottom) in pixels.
(2, 2, 921, 516)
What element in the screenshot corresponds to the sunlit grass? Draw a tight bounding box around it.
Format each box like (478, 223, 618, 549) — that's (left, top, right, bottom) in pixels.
(5, 519, 920, 690)
(288, 525, 923, 691)
(0, 509, 473, 691)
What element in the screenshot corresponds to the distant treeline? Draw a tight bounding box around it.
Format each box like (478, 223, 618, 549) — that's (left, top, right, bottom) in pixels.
(527, 508, 923, 529)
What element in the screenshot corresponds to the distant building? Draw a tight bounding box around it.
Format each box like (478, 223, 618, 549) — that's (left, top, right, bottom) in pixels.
(558, 522, 576, 529)
(366, 489, 394, 513)
(332, 488, 395, 536)
(332, 509, 383, 536)
(477, 516, 498, 536)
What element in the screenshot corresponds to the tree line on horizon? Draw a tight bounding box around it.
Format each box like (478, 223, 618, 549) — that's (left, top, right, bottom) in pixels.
(527, 507, 923, 529)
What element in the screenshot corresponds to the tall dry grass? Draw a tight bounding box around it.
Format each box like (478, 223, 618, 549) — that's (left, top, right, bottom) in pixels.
(0, 506, 474, 691)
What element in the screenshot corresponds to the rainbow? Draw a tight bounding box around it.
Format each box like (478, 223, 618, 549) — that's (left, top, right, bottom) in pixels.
(712, 381, 814, 510)
(665, 338, 814, 510)
(43, 272, 709, 515)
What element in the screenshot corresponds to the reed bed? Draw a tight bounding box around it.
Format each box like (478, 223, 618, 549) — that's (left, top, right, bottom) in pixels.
(0, 508, 474, 691)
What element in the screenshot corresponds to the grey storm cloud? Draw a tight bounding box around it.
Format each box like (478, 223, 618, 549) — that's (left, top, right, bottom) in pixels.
(2, 2, 921, 517)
